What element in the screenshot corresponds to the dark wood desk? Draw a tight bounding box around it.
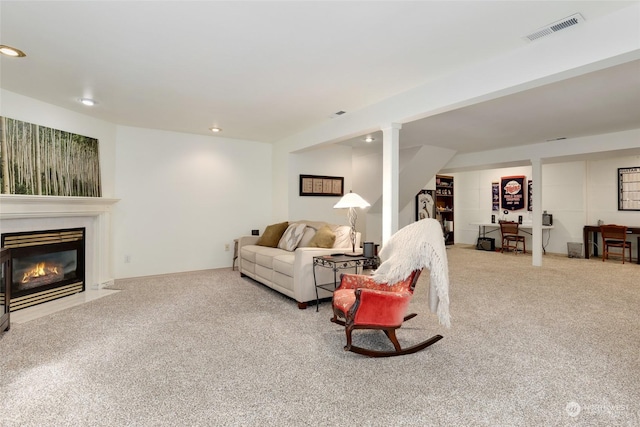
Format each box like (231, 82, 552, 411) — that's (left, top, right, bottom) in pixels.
(583, 225, 640, 264)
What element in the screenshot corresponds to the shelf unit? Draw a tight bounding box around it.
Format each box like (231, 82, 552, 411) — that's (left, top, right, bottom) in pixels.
(436, 175, 454, 245)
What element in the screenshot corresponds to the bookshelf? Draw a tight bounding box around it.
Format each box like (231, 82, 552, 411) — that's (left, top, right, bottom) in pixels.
(436, 175, 454, 245)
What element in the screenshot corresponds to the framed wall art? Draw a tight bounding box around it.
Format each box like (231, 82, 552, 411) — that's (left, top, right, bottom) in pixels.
(618, 167, 640, 211)
(501, 175, 526, 211)
(0, 116, 101, 197)
(491, 181, 499, 211)
(415, 189, 435, 221)
(299, 174, 344, 197)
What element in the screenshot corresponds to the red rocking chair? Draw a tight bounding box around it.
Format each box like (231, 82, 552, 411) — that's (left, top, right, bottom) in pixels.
(330, 218, 451, 357)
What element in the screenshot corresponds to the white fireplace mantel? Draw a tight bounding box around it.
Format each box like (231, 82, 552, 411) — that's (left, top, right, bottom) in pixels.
(0, 194, 120, 289)
(0, 194, 119, 219)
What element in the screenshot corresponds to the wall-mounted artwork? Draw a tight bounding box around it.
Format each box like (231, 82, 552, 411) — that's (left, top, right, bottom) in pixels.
(0, 116, 101, 197)
(299, 174, 343, 196)
(415, 189, 435, 221)
(491, 182, 499, 211)
(501, 175, 525, 210)
(527, 180, 533, 211)
(618, 167, 640, 211)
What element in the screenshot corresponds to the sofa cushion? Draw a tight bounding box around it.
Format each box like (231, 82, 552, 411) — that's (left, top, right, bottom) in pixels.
(240, 246, 258, 263)
(256, 221, 289, 247)
(277, 223, 307, 251)
(273, 253, 295, 277)
(309, 225, 336, 248)
(255, 246, 288, 269)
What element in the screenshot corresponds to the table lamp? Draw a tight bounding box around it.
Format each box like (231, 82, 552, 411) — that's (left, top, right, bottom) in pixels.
(333, 191, 370, 256)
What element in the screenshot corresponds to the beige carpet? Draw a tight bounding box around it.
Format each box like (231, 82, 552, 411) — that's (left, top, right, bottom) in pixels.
(0, 245, 638, 426)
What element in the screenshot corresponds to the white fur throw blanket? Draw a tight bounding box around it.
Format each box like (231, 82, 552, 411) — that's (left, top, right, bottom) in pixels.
(371, 218, 451, 328)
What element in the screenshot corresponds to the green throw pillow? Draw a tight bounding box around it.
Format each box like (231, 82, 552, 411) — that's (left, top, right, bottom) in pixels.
(256, 222, 289, 247)
(308, 225, 336, 248)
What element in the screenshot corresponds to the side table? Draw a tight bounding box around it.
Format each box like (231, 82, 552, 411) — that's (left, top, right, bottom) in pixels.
(232, 239, 239, 270)
(312, 254, 378, 312)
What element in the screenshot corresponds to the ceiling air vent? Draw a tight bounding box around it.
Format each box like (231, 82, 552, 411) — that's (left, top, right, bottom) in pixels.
(524, 13, 585, 42)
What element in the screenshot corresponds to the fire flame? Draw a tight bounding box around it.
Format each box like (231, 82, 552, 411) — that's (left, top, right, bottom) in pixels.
(21, 262, 59, 283)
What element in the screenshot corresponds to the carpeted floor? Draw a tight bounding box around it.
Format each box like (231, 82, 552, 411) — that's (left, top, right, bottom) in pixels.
(0, 245, 638, 426)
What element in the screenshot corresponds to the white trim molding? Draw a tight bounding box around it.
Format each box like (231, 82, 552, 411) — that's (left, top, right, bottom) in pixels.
(0, 195, 119, 289)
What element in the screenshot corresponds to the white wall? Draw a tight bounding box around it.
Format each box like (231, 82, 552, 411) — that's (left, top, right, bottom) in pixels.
(453, 154, 640, 258)
(454, 164, 580, 255)
(114, 126, 272, 278)
(287, 144, 354, 225)
(587, 155, 640, 225)
(0, 91, 275, 279)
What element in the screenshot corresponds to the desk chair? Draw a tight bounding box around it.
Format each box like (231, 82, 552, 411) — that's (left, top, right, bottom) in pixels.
(600, 224, 632, 264)
(500, 221, 526, 254)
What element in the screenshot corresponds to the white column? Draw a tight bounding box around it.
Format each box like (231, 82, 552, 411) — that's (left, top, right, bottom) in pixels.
(531, 158, 543, 266)
(381, 123, 401, 244)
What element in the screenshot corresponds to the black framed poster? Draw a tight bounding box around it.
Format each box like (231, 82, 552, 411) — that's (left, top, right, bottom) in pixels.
(299, 174, 344, 197)
(501, 175, 526, 211)
(618, 167, 640, 211)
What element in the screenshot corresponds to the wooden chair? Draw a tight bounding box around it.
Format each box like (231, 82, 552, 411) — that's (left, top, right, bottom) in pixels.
(600, 224, 632, 264)
(330, 218, 450, 357)
(500, 220, 526, 254)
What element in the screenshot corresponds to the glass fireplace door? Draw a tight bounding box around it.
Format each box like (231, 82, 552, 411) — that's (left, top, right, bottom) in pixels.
(1, 248, 10, 332)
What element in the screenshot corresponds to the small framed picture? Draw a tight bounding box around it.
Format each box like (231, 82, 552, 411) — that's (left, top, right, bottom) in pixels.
(299, 174, 344, 197)
(415, 189, 435, 221)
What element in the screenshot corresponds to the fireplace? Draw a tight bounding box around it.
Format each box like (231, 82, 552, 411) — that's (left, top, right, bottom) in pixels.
(1, 228, 85, 311)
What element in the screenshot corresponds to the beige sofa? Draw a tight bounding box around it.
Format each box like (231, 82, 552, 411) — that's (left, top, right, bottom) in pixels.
(238, 220, 361, 309)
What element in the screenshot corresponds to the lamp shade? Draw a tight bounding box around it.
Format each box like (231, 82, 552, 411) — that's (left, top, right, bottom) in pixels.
(333, 191, 370, 209)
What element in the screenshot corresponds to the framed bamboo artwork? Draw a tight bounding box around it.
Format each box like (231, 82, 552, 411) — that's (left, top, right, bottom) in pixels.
(299, 174, 344, 197)
(0, 116, 102, 197)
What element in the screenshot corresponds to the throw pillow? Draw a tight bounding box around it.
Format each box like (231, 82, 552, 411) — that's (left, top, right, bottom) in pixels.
(256, 222, 289, 247)
(297, 226, 316, 248)
(308, 225, 336, 248)
(277, 223, 307, 251)
(332, 225, 352, 248)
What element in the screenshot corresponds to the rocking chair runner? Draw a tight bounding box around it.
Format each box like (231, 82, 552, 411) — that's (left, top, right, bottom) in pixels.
(331, 270, 443, 357)
(330, 218, 451, 357)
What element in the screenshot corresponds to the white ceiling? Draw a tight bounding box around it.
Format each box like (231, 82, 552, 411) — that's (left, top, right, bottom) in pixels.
(1, 1, 639, 152)
(345, 59, 640, 154)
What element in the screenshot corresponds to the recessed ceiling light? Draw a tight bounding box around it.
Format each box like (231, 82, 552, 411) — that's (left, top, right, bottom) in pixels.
(78, 98, 97, 106)
(0, 45, 26, 57)
(364, 136, 375, 143)
(209, 127, 222, 133)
